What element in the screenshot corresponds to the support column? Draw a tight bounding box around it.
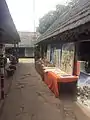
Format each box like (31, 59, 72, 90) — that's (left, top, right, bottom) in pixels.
(14, 43, 16, 48)
(60, 44, 62, 67)
(0, 44, 5, 99)
(14, 43, 16, 57)
(16, 43, 19, 63)
(73, 43, 80, 76)
(40, 45, 41, 58)
(14, 43, 19, 63)
(73, 44, 77, 75)
(45, 45, 47, 58)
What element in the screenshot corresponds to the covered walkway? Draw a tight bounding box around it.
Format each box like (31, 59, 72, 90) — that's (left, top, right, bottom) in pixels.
(0, 59, 62, 120)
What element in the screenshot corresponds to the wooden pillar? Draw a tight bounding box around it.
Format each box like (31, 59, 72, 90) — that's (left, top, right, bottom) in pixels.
(40, 45, 42, 58)
(14, 43, 19, 63)
(14, 43, 16, 48)
(60, 44, 62, 67)
(13, 43, 16, 56)
(0, 44, 5, 99)
(73, 43, 80, 76)
(45, 45, 47, 57)
(16, 43, 19, 63)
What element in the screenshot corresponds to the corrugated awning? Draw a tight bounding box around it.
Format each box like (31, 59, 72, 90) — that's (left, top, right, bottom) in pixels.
(0, 0, 20, 44)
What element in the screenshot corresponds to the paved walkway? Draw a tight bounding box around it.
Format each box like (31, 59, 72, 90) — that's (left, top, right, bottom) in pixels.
(0, 59, 62, 120)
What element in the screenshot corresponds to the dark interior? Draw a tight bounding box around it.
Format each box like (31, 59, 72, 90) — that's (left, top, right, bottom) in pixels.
(76, 41, 90, 61)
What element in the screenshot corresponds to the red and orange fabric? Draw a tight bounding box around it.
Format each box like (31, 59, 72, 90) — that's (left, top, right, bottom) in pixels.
(44, 71, 59, 97)
(43, 61, 80, 97)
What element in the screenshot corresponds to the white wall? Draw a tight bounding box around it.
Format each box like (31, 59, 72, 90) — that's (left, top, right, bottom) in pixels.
(25, 48, 34, 57)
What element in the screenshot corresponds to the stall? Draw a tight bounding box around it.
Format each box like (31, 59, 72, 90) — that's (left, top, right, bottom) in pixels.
(35, 0, 90, 97)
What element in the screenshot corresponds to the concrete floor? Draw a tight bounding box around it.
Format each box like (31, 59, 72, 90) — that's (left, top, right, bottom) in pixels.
(0, 59, 62, 120)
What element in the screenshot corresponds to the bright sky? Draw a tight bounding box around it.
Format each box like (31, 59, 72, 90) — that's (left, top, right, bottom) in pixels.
(6, 0, 70, 32)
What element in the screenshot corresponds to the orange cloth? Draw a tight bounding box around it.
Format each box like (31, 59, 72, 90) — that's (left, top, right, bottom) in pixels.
(44, 71, 59, 97)
(44, 71, 79, 97)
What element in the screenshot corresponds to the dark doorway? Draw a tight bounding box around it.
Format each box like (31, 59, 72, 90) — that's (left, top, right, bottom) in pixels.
(18, 48, 25, 58)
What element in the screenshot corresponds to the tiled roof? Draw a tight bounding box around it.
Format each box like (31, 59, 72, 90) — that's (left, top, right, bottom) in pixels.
(18, 32, 39, 47)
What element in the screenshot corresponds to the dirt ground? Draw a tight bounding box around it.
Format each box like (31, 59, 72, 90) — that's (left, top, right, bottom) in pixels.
(0, 59, 62, 120)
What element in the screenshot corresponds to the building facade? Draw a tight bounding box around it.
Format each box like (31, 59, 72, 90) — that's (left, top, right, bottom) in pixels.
(6, 32, 39, 58)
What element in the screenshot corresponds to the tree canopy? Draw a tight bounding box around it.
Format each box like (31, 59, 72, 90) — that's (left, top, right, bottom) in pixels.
(37, 0, 80, 34)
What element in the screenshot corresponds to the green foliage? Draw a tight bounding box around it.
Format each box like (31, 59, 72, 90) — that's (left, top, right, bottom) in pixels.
(37, 5, 67, 34)
(37, 0, 81, 34)
(68, 0, 80, 6)
(37, 11, 58, 34)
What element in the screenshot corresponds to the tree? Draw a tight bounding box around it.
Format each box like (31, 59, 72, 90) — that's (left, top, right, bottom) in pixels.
(37, 11, 58, 34)
(37, 0, 80, 34)
(37, 5, 66, 34)
(68, 0, 80, 6)
(56, 4, 67, 15)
